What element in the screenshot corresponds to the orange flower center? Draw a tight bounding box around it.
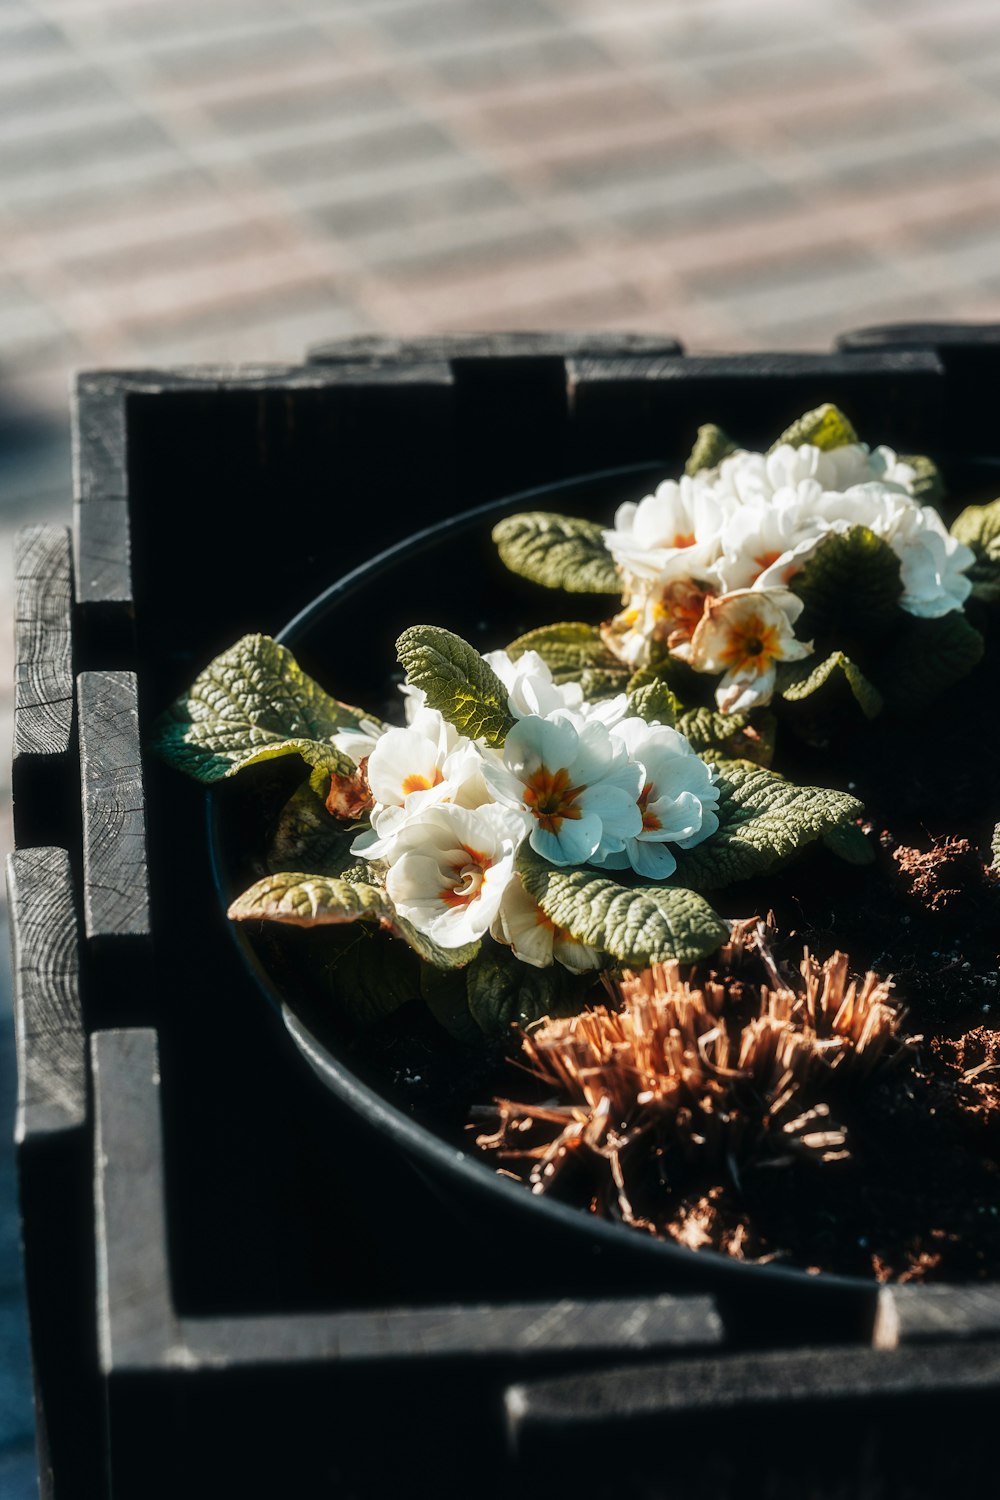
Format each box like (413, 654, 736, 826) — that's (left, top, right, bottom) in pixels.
(719, 614, 782, 674)
(439, 844, 492, 909)
(523, 765, 586, 835)
(402, 767, 444, 795)
(638, 782, 661, 832)
(750, 549, 784, 584)
(672, 531, 696, 549)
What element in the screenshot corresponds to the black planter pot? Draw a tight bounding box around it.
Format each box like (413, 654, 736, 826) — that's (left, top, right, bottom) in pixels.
(207, 459, 948, 1347)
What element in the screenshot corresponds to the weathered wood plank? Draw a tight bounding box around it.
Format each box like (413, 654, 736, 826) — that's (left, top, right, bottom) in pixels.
(91, 1029, 178, 1373)
(91, 1026, 721, 1373)
(883, 1283, 1000, 1344)
(566, 349, 947, 473)
(7, 847, 85, 1141)
(836, 321, 1000, 350)
(13, 525, 73, 761)
(12, 526, 76, 848)
(309, 331, 684, 364)
(77, 670, 150, 944)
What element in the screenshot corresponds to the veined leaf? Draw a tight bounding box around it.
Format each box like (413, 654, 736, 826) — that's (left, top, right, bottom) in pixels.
(519, 857, 729, 965)
(901, 453, 944, 507)
(879, 612, 984, 713)
(327, 930, 419, 1027)
(770, 403, 858, 452)
(150, 634, 366, 784)
(396, 625, 515, 747)
(823, 823, 876, 867)
(507, 621, 630, 699)
(492, 512, 621, 594)
(685, 423, 737, 476)
(268, 782, 359, 876)
(627, 679, 680, 726)
(676, 707, 776, 767)
(228, 871, 390, 926)
(670, 761, 863, 890)
(392, 914, 480, 971)
(776, 651, 883, 719)
(952, 495, 1000, 604)
(465, 945, 587, 1035)
(791, 526, 903, 639)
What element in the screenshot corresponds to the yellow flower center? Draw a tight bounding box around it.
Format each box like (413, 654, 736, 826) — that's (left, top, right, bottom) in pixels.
(402, 767, 444, 795)
(719, 614, 782, 675)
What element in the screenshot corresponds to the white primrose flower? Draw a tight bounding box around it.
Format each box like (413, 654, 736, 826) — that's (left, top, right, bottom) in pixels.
(887, 504, 975, 618)
(352, 708, 489, 860)
(485, 648, 630, 728)
(330, 714, 385, 763)
(716, 480, 828, 593)
(483, 713, 643, 867)
(491, 875, 602, 972)
(483, 649, 584, 718)
(592, 719, 720, 880)
(384, 802, 528, 948)
(689, 588, 813, 714)
(603, 475, 731, 584)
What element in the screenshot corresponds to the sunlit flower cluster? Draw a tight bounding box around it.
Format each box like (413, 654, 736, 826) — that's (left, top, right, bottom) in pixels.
(349, 652, 719, 960)
(602, 441, 975, 713)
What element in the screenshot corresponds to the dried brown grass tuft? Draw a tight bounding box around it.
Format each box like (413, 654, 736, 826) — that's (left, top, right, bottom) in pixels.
(477, 923, 914, 1229)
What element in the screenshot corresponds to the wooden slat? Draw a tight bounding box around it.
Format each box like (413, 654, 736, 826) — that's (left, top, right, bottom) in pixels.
(91, 1027, 722, 1373)
(12, 525, 75, 849)
(8, 846, 85, 1141)
(91, 1029, 177, 1373)
(565, 349, 947, 472)
(9, 845, 99, 1500)
(308, 331, 684, 363)
(77, 669, 151, 945)
(13, 525, 73, 760)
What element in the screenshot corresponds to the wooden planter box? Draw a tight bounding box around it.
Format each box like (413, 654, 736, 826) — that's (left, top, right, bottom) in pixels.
(13, 329, 1000, 1498)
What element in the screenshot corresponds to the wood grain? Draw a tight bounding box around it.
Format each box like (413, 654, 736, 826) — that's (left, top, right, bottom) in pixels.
(13, 525, 73, 760)
(77, 670, 151, 943)
(7, 846, 85, 1141)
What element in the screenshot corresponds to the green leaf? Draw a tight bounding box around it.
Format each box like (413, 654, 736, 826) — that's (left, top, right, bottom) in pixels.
(878, 612, 984, 713)
(420, 966, 482, 1044)
(900, 453, 944, 507)
(396, 625, 515, 747)
(326, 930, 419, 1027)
(392, 914, 480, 971)
(671, 761, 863, 890)
(228, 871, 390, 927)
(626, 656, 702, 706)
(685, 423, 737, 476)
(627, 679, 680, 726)
(776, 651, 883, 719)
(823, 823, 875, 867)
(268, 782, 359, 876)
(791, 526, 903, 639)
(519, 858, 729, 965)
(676, 707, 776, 767)
(770, 403, 858, 452)
(465, 944, 588, 1035)
(952, 496, 1000, 604)
(150, 633, 364, 784)
(991, 823, 1000, 874)
(492, 512, 621, 594)
(507, 621, 630, 699)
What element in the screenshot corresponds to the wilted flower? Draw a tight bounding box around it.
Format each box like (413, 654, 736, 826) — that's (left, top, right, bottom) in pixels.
(689, 588, 812, 713)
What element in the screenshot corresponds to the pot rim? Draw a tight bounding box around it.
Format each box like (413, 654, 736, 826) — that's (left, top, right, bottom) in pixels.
(206, 460, 895, 1302)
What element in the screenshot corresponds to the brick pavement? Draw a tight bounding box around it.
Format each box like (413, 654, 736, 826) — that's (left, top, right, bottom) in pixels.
(5, 2, 1000, 1490)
